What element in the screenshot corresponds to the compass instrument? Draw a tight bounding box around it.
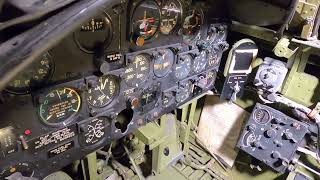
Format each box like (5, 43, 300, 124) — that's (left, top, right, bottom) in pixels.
(124, 54, 151, 87)
(39, 87, 81, 126)
(153, 49, 175, 78)
(5, 52, 53, 95)
(131, 0, 161, 46)
(74, 13, 113, 53)
(87, 75, 118, 108)
(160, 0, 182, 34)
(175, 54, 192, 80)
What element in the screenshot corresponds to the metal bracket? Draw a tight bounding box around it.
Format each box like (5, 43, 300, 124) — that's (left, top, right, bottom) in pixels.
(273, 38, 298, 59)
(296, 0, 319, 39)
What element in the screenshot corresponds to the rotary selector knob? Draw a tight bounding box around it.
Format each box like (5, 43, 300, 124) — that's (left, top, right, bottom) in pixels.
(271, 151, 281, 159)
(265, 129, 276, 138)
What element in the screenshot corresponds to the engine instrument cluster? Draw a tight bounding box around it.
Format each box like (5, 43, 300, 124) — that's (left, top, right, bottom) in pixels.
(0, 0, 228, 178)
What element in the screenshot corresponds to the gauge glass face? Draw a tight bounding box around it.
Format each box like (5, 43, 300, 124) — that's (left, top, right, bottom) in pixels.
(131, 0, 160, 41)
(162, 91, 174, 107)
(87, 76, 118, 108)
(82, 117, 108, 145)
(182, 9, 203, 40)
(154, 49, 175, 77)
(6, 52, 53, 94)
(39, 87, 81, 126)
(193, 51, 207, 73)
(254, 109, 271, 124)
(74, 13, 112, 53)
(125, 54, 150, 87)
(160, 0, 182, 34)
(141, 90, 157, 106)
(206, 71, 217, 88)
(176, 81, 192, 103)
(175, 54, 192, 80)
(208, 50, 219, 68)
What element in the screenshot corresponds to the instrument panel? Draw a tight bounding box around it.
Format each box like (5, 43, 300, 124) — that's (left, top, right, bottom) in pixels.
(0, 0, 228, 178)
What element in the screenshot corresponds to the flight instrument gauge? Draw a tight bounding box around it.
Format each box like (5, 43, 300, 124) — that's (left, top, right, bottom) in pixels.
(176, 81, 192, 103)
(74, 12, 113, 53)
(153, 49, 175, 78)
(193, 51, 207, 73)
(181, 8, 203, 43)
(125, 54, 151, 87)
(175, 54, 192, 80)
(5, 52, 53, 95)
(79, 117, 109, 145)
(160, 0, 182, 34)
(206, 71, 217, 88)
(87, 75, 118, 108)
(208, 50, 219, 68)
(131, 0, 161, 46)
(39, 87, 81, 126)
(162, 91, 175, 107)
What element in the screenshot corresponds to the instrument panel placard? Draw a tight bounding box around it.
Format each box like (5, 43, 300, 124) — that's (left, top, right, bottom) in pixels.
(29, 126, 76, 150)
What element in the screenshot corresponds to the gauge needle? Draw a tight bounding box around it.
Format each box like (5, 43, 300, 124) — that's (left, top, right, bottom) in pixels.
(143, 10, 148, 32)
(56, 90, 61, 100)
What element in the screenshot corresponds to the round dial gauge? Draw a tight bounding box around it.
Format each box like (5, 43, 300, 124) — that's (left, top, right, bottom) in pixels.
(206, 71, 217, 88)
(6, 52, 53, 94)
(131, 0, 160, 44)
(87, 75, 118, 108)
(193, 51, 207, 73)
(125, 54, 151, 87)
(254, 109, 271, 124)
(176, 81, 192, 103)
(74, 13, 113, 53)
(160, 0, 182, 34)
(208, 50, 219, 68)
(39, 87, 81, 126)
(162, 91, 175, 107)
(80, 117, 108, 145)
(153, 49, 175, 78)
(175, 54, 192, 80)
(181, 9, 203, 42)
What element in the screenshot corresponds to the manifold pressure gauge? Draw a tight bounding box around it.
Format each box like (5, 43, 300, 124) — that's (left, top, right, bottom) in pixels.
(87, 75, 118, 108)
(39, 87, 81, 126)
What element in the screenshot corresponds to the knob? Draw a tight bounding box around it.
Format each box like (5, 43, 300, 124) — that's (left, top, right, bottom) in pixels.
(265, 129, 276, 138)
(253, 141, 265, 149)
(271, 151, 281, 159)
(283, 131, 297, 143)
